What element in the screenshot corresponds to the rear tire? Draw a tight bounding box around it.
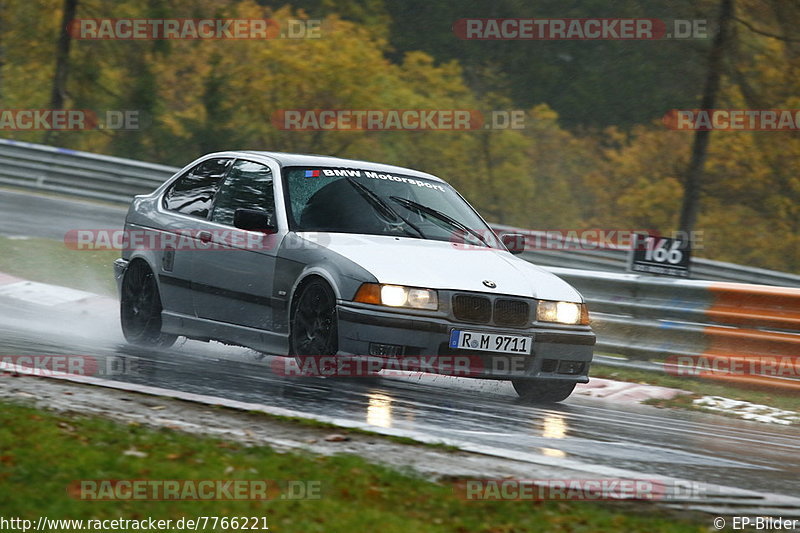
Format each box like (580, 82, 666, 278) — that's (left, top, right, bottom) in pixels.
(512, 379, 576, 403)
(120, 260, 177, 347)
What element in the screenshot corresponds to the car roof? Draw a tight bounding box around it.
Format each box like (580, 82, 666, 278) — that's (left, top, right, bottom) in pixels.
(231, 151, 446, 183)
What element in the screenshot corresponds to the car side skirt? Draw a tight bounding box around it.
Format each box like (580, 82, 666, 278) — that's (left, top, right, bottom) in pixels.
(161, 311, 289, 355)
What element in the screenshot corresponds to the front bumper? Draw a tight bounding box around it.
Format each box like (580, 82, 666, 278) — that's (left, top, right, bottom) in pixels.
(336, 303, 595, 382)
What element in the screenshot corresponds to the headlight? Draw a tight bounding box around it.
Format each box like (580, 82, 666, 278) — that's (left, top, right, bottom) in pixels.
(353, 283, 438, 310)
(537, 301, 589, 325)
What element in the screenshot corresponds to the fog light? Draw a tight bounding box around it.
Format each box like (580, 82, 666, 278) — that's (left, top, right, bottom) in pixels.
(557, 360, 586, 375)
(369, 343, 403, 357)
(541, 359, 558, 372)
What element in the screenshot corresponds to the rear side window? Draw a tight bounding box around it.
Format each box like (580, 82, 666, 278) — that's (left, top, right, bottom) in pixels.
(163, 158, 232, 218)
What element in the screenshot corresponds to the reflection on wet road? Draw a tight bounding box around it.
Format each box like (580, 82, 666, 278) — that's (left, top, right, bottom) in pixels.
(1, 189, 798, 507)
(1, 293, 798, 500)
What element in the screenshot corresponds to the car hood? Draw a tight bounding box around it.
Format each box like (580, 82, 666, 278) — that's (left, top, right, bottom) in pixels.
(298, 233, 583, 302)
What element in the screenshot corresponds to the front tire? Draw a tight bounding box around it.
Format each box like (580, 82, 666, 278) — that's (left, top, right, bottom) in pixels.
(512, 379, 576, 403)
(290, 278, 338, 358)
(120, 260, 177, 347)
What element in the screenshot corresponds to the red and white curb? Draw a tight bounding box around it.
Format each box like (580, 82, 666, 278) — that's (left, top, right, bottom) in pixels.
(574, 378, 687, 403)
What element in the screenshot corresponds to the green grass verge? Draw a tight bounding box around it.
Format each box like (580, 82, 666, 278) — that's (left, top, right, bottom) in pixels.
(0, 234, 119, 297)
(591, 363, 800, 414)
(0, 401, 707, 533)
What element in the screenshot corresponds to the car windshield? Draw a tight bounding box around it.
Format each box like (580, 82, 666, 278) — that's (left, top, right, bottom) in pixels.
(282, 167, 500, 248)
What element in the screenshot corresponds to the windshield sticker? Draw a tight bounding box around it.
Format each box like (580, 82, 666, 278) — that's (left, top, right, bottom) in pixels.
(304, 169, 320, 178)
(321, 168, 361, 178)
(317, 168, 446, 192)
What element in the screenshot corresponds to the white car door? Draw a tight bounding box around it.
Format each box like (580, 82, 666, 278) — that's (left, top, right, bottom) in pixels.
(190, 159, 281, 330)
(157, 157, 233, 317)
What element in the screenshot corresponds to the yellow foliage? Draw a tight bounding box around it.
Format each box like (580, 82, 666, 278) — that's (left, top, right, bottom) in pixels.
(2, 0, 799, 272)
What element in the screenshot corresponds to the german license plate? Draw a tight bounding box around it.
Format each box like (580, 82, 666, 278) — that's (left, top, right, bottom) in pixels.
(449, 330, 532, 354)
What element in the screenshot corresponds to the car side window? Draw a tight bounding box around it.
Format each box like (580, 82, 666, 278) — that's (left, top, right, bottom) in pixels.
(210, 160, 275, 226)
(163, 158, 232, 218)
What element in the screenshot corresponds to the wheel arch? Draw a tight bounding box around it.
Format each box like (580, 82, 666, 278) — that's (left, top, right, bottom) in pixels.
(288, 270, 339, 318)
(124, 252, 161, 291)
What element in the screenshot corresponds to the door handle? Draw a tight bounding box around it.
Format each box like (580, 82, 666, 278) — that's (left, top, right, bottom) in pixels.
(198, 231, 212, 243)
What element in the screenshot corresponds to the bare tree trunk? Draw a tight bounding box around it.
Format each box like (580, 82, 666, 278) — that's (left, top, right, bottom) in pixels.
(678, 0, 734, 234)
(44, 0, 78, 144)
(481, 131, 503, 224)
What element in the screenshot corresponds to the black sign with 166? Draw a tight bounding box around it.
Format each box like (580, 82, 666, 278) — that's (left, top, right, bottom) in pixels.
(628, 233, 691, 277)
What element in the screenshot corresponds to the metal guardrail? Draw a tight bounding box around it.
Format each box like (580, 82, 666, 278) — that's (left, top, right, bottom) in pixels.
(3, 137, 798, 287)
(548, 266, 800, 389)
(491, 223, 800, 287)
(0, 138, 176, 204)
(1, 138, 798, 388)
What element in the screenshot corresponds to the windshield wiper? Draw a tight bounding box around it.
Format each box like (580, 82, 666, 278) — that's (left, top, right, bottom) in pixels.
(388, 196, 491, 247)
(345, 178, 426, 239)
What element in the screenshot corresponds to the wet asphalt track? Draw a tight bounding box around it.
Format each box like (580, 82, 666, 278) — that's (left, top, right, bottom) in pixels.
(1, 188, 799, 509)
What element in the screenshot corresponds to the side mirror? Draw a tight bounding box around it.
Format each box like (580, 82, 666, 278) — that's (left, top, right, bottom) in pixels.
(234, 208, 277, 234)
(501, 233, 526, 255)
